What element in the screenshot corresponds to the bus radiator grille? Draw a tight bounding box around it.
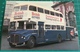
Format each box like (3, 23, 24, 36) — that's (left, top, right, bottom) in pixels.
(10, 34, 19, 43)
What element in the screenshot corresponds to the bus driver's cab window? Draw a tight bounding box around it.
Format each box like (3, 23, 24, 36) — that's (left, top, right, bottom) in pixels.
(10, 22, 16, 30)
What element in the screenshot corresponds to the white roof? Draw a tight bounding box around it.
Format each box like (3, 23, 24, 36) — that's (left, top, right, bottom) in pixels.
(14, 3, 62, 14)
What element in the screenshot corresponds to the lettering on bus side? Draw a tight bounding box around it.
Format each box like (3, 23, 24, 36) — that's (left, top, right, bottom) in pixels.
(14, 11, 24, 15)
(46, 15, 59, 21)
(14, 11, 24, 19)
(32, 12, 40, 19)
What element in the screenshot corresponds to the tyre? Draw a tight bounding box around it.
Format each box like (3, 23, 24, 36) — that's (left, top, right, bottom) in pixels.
(69, 36, 72, 41)
(26, 36, 36, 49)
(9, 43, 16, 48)
(57, 35, 62, 43)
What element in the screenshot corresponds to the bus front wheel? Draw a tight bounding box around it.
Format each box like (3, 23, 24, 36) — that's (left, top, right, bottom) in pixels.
(57, 35, 62, 43)
(9, 43, 16, 48)
(26, 36, 35, 49)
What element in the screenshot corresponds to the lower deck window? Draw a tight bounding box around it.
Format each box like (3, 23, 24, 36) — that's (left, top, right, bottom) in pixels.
(26, 24, 36, 29)
(45, 25, 51, 29)
(26, 24, 32, 29)
(61, 26, 64, 30)
(18, 21, 24, 29)
(52, 25, 56, 29)
(57, 25, 60, 30)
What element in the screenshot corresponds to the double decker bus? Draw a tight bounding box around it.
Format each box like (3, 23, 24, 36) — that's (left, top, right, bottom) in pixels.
(7, 3, 75, 48)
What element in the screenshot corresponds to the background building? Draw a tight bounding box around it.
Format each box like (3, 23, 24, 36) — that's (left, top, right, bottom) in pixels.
(3, 1, 17, 32)
(4, 1, 17, 19)
(51, 1, 76, 27)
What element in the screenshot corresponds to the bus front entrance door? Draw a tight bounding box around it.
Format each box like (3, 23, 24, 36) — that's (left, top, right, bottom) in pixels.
(38, 21, 45, 43)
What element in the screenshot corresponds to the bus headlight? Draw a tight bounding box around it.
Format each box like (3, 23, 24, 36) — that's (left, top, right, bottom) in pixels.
(21, 36, 25, 39)
(7, 36, 10, 38)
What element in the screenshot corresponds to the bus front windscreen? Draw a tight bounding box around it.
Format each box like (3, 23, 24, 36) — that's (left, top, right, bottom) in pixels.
(10, 22, 16, 30)
(14, 5, 28, 11)
(14, 6, 20, 11)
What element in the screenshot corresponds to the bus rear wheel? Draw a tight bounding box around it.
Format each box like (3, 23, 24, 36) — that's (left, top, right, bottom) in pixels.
(57, 35, 62, 43)
(9, 43, 16, 48)
(69, 36, 72, 41)
(26, 36, 35, 49)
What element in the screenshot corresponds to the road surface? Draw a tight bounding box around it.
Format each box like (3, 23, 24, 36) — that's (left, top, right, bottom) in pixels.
(1, 33, 79, 50)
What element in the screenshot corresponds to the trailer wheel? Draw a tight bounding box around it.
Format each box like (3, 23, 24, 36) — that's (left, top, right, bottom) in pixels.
(57, 35, 62, 43)
(69, 36, 72, 41)
(9, 43, 16, 48)
(26, 36, 35, 49)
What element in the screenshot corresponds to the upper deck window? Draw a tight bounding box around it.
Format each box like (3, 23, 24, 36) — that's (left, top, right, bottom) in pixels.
(45, 10, 49, 14)
(17, 21, 24, 29)
(29, 5, 37, 11)
(56, 13, 59, 17)
(38, 7, 43, 13)
(21, 5, 27, 10)
(60, 14, 63, 17)
(14, 6, 20, 11)
(50, 11, 54, 16)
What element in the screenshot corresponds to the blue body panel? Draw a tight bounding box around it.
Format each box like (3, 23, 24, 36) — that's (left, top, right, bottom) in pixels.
(7, 22, 75, 45)
(8, 30, 38, 44)
(45, 30, 66, 42)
